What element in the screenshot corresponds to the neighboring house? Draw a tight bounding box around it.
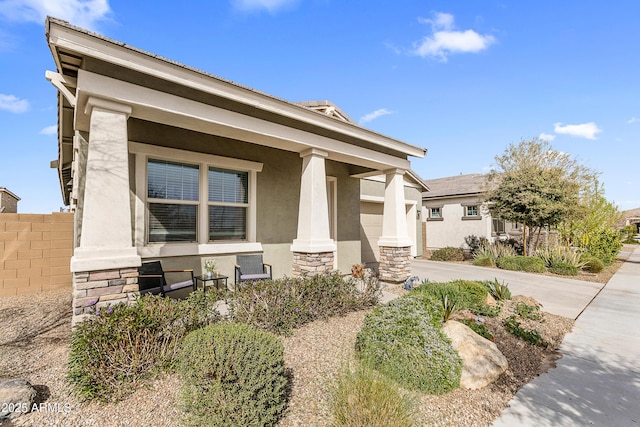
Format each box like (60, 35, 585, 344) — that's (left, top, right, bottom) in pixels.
(619, 208, 640, 233)
(45, 18, 426, 322)
(360, 171, 428, 266)
(422, 173, 517, 250)
(0, 187, 20, 213)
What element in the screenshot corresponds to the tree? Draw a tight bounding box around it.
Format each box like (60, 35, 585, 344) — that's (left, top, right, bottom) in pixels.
(486, 138, 597, 255)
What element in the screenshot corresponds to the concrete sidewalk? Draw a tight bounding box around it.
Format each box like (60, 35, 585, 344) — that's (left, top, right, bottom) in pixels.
(410, 259, 605, 319)
(492, 245, 640, 426)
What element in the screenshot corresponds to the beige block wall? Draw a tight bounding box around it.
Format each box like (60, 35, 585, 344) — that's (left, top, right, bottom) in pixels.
(0, 212, 73, 297)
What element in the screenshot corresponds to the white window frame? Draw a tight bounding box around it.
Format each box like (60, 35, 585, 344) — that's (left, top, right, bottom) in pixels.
(131, 142, 263, 258)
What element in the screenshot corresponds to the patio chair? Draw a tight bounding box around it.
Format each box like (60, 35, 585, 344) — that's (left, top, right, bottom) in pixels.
(138, 261, 196, 297)
(235, 254, 272, 285)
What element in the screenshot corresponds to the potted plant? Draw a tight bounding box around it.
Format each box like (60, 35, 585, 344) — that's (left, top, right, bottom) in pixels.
(204, 259, 216, 278)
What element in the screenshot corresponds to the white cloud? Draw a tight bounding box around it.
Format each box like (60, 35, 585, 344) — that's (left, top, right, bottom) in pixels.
(0, 93, 29, 113)
(359, 108, 394, 124)
(412, 12, 495, 61)
(0, 0, 111, 30)
(40, 125, 57, 135)
(539, 133, 556, 142)
(231, 0, 298, 13)
(627, 117, 639, 124)
(553, 122, 602, 140)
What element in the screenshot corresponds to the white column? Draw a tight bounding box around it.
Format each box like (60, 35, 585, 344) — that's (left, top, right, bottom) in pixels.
(378, 168, 413, 248)
(291, 148, 336, 253)
(71, 97, 141, 272)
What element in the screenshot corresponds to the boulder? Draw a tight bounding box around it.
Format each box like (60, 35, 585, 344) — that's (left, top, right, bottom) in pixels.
(0, 378, 37, 421)
(442, 321, 508, 389)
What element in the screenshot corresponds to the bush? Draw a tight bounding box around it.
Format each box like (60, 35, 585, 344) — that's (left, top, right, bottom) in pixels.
(482, 278, 511, 301)
(496, 256, 546, 273)
(331, 362, 416, 427)
(549, 262, 578, 276)
(177, 323, 288, 427)
(583, 227, 622, 265)
(464, 235, 489, 255)
(581, 256, 605, 273)
(229, 272, 378, 336)
(355, 296, 461, 394)
(68, 291, 220, 402)
(430, 247, 465, 262)
(412, 280, 494, 321)
(503, 316, 546, 347)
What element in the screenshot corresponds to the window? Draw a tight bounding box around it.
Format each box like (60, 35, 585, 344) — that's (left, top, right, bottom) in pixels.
(466, 205, 479, 217)
(430, 207, 441, 218)
(208, 167, 248, 241)
(492, 218, 505, 234)
(147, 159, 199, 242)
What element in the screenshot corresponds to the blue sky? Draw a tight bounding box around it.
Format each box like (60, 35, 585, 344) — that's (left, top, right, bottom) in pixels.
(0, 0, 638, 213)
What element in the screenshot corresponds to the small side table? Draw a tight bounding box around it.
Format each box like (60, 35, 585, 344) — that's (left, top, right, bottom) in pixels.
(195, 273, 229, 292)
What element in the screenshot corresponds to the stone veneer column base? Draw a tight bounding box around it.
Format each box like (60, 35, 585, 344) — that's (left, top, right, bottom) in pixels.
(72, 267, 139, 325)
(379, 246, 411, 283)
(292, 251, 335, 277)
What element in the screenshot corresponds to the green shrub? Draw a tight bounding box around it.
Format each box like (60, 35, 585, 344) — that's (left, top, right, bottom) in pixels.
(459, 318, 494, 341)
(549, 262, 578, 276)
(472, 253, 496, 267)
(178, 323, 288, 427)
(68, 291, 220, 402)
(496, 256, 546, 273)
(430, 247, 465, 261)
(412, 280, 488, 311)
(514, 302, 545, 322)
(503, 316, 546, 347)
(581, 256, 605, 273)
(583, 227, 622, 265)
(229, 272, 378, 336)
(464, 235, 489, 255)
(355, 296, 461, 394)
(331, 362, 416, 427)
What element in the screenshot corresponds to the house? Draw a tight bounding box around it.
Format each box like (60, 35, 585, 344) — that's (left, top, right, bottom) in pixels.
(0, 187, 20, 213)
(422, 173, 517, 251)
(360, 171, 428, 266)
(619, 208, 640, 233)
(44, 18, 426, 322)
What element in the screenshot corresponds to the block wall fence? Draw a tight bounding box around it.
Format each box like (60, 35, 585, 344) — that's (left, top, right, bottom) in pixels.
(0, 212, 73, 297)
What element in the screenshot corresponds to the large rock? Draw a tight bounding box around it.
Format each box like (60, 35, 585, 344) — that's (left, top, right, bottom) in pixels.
(442, 320, 508, 389)
(0, 378, 37, 421)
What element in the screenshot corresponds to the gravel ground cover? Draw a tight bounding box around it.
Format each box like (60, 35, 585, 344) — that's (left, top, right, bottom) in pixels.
(2, 284, 574, 427)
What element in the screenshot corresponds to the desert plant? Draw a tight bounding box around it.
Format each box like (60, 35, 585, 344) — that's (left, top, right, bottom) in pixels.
(229, 272, 378, 336)
(177, 322, 288, 427)
(503, 316, 547, 347)
(331, 362, 416, 427)
(496, 255, 546, 273)
(412, 280, 488, 312)
(67, 291, 220, 402)
(483, 278, 512, 301)
(534, 246, 583, 268)
(581, 255, 605, 273)
(514, 302, 545, 322)
(464, 235, 489, 255)
(355, 295, 461, 394)
(430, 246, 465, 261)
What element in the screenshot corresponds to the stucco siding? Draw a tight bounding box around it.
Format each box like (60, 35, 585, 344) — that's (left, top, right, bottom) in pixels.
(424, 197, 491, 249)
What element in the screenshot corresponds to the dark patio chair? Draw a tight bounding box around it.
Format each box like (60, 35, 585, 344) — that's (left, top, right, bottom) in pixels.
(235, 254, 272, 285)
(138, 261, 196, 297)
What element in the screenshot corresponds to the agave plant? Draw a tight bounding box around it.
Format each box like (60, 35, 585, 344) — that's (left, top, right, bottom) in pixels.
(484, 278, 511, 301)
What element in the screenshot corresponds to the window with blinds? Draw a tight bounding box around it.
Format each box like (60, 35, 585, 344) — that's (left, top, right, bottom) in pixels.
(208, 167, 248, 240)
(147, 159, 199, 242)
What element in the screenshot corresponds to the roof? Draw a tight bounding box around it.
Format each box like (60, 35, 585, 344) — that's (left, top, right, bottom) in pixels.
(295, 100, 355, 123)
(422, 173, 487, 200)
(0, 187, 20, 201)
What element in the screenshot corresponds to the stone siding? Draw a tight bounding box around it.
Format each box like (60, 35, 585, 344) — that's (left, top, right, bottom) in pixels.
(379, 246, 411, 282)
(292, 251, 334, 277)
(72, 267, 139, 324)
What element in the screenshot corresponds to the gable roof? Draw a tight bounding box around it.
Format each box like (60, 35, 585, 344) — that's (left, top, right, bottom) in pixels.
(296, 100, 355, 123)
(422, 173, 487, 200)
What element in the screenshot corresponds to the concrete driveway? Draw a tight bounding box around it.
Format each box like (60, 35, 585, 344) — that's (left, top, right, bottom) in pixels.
(411, 259, 605, 319)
